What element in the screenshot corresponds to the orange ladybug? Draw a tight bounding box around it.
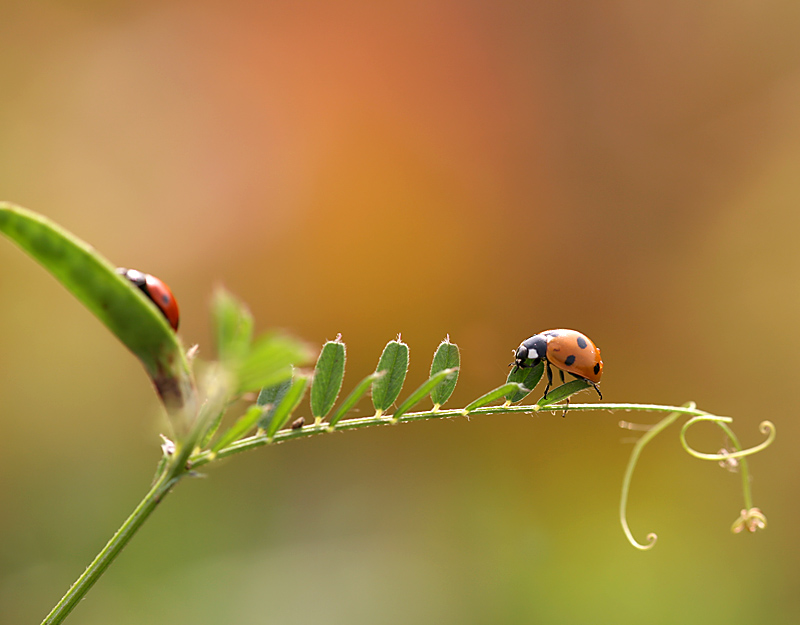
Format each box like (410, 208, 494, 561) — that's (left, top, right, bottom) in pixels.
(117, 268, 180, 331)
(513, 329, 602, 399)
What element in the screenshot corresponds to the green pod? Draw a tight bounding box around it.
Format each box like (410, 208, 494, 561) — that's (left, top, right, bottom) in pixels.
(430, 338, 460, 408)
(310, 337, 346, 421)
(372, 338, 409, 415)
(0, 203, 194, 414)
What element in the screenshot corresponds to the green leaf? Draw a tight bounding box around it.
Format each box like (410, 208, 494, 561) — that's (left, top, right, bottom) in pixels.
(372, 338, 409, 415)
(505, 362, 544, 403)
(327, 371, 383, 427)
(263, 374, 310, 438)
(256, 379, 292, 428)
(211, 404, 265, 452)
(536, 379, 591, 407)
(310, 337, 346, 421)
(0, 203, 194, 413)
(392, 368, 458, 421)
(463, 383, 525, 414)
(212, 287, 254, 365)
(236, 333, 310, 394)
(430, 338, 460, 407)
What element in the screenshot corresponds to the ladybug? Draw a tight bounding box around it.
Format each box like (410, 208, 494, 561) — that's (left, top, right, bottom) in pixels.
(513, 329, 602, 399)
(117, 268, 180, 331)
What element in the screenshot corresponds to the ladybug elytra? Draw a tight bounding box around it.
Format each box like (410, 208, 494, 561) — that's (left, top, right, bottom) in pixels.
(117, 267, 180, 331)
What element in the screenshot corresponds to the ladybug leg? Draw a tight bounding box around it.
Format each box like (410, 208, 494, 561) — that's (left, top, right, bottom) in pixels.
(567, 373, 603, 400)
(561, 397, 569, 418)
(559, 369, 565, 384)
(543, 361, 553, 398)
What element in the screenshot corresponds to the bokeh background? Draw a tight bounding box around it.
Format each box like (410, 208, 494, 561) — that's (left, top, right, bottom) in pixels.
(1, 2, 799, 623)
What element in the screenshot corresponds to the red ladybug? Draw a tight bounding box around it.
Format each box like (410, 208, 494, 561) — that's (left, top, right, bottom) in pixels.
(117, 268, 180, 331)
(513, 329, 602, 398)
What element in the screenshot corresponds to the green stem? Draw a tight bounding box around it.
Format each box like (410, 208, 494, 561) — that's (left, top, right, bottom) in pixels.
(40, 468, 183, 625)
(190, 402, 709, 469)
(42, 399, 769, 623)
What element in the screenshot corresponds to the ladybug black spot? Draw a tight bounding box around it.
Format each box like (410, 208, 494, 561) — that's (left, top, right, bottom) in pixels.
(593, 362, 601, 375)
(564, 354, 576, 366)
(576, 336, 587, 349)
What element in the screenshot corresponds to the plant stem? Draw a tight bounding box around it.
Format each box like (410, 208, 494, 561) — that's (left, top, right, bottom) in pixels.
(42, 399, 765, 623)
(40, 469, 182, 625)
(189, 402, 709, 468)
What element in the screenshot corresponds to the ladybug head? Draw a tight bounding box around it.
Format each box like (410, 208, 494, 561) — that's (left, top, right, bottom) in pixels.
(514, 344, 530, 367)
(514, 334, 548, 368)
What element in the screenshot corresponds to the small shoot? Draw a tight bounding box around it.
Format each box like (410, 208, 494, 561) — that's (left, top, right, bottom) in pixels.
(212, 287, 254, 366)
(235, 334, 311, 395)
(209, 287, 310, 397)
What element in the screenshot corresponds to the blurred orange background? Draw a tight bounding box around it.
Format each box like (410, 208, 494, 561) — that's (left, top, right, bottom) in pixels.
(2, 1, 799, 623)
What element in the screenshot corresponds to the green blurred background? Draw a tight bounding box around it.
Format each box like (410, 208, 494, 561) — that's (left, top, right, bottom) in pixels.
(1, 2, 798, 623)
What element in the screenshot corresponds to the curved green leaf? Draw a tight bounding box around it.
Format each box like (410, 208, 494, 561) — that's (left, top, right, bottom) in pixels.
(0, 203, 194, 412)
(536, 379, 591, 407)
(310, 337, 346, 421)
(257, 378, 293, 428)
(264, 373, 310, 438)
(430, 338, 460, 407)
(327, 371, 383, 427)
(372, 338, 409, 415)
(211, 404, 265, 452)
(463, 382, 524, 414)
(506, 361, 544, 403)
(392, 367, 458, 421)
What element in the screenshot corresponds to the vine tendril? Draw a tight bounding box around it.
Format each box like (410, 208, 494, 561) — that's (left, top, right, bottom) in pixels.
(680, 418, 776, 461)
(618, 403, 695, 550)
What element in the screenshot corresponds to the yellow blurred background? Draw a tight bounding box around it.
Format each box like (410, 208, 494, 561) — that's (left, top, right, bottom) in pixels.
(2, 1, 799, 623)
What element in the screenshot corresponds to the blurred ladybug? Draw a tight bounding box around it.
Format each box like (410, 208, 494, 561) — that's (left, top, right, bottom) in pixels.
(117, 268, 180, 331)
(513, 329, 602, 399)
